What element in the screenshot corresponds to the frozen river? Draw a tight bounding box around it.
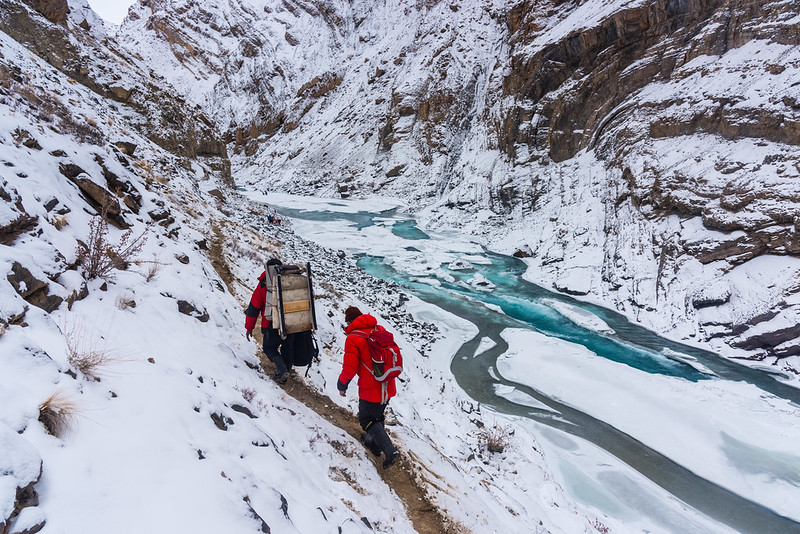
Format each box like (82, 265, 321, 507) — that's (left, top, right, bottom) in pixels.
(257, 192, 800, 534)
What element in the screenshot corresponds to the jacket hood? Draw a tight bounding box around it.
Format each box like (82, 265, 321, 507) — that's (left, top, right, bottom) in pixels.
(345, 313, 377, 333)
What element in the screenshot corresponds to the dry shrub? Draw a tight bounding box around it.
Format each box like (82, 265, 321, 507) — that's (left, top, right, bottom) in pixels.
(61, 316, 118, 381)
(76, 205, 149, 280)
(234, 385, 256, 403)
(478, 423, 513, 454)
(133, 159, 152, 173)
(0, 322, 7, 337)
(135, 254, 166, 282)
(39, 392, 77, 437)
(115, 291, 136, 310)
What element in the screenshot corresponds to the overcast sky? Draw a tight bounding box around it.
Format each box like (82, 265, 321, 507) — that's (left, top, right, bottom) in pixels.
(87, 0, 136, 25)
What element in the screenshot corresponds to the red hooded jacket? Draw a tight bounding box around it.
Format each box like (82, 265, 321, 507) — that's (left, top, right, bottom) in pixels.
(244, 271, 272, 330)
(338, 314, 398, 404)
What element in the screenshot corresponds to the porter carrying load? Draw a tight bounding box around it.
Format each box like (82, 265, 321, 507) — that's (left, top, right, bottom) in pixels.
(268, 262, 318, 337)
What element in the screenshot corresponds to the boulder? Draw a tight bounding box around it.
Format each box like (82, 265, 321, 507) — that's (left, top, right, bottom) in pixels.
(7, 262, 63, 314)
(58, 164, 128, 228)
(177, 300, 209, 322)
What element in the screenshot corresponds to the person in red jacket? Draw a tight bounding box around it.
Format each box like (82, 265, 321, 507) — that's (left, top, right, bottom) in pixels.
(245, 258, 294, 384)
(337, 306, 400, 468)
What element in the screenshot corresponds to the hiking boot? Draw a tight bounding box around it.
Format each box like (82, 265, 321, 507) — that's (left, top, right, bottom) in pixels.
(273, 371, 288, 384)
(361, 433, 382, 457)
(383, 450, 400, 469)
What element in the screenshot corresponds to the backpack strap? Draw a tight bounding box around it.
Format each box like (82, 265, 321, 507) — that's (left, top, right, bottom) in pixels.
(305, 333, 319, 377)
(348, 328, 379, 374)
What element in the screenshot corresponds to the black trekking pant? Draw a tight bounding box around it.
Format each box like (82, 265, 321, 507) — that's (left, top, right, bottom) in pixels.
(261, 327, 294, 375)
(358, 399, 397, 458)
(358, 399, 387, 430)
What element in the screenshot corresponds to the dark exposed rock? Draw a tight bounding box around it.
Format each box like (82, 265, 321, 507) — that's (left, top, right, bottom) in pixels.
(685, 234, 766, 265)
(244, 496, 271, 533)
(386, 164, 405, 178)
(284, 31, 299, 46)
(210, 412, 233, 430)
(93, 155, 142, 214)
(513, 248, 531, 258)
(177, 300, 209, 322)
(65, 280, 89, 310)
(7, 262, 63, 313)
(231, 404, 257, 419)
(771, 342, 800, 358)
(107, 85, 134, 102)
(0, 214, 38, 245)
(148, 207, 171, 222)
(43, 198, 58, 212)
(114, 141, 137, 156)
(58, 163, 128, 228)
(27, 0, 69, 25)
(691, 287, 731, 309)
(732, 322, 800, 351)
(295, 72, 343, 100)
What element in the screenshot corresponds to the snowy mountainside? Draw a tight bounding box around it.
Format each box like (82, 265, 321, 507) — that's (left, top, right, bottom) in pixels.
(114, 0, 800, 375)
(0, 3, 614, 533)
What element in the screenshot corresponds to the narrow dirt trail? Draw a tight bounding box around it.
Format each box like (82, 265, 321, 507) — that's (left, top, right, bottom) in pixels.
(262, 357, 464, 534)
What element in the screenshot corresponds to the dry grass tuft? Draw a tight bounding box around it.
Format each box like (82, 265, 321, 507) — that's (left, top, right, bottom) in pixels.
(49, 214, 68, 230)
(39, 392, 77, 437)
(115, 291, 136, 310)
(61, 316, 119, 381)
(135, 254, 167, 282)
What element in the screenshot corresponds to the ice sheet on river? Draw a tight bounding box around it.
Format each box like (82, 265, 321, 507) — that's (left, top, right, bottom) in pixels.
(540, 298, 615, 334)
(496, 328, 800, 522)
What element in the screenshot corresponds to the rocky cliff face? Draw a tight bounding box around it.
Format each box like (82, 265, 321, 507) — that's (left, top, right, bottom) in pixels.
(94, 0, 800, 368)
(1, 0, 230, 179)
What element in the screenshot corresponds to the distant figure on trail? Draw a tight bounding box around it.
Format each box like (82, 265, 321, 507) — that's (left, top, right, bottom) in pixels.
(337, 306, 401, 469)
(245, 258, 294, 384)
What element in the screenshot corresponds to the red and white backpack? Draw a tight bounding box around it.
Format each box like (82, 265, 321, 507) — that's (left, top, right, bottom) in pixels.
(351, 327, 403, 382)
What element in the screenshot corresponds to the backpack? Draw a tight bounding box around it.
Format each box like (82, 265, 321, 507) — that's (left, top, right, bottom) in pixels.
(351, 327, 403, 382)
(291, 330, 319, 376)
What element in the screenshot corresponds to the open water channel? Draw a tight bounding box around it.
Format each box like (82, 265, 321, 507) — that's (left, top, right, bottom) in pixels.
(264, 196, 800, 534)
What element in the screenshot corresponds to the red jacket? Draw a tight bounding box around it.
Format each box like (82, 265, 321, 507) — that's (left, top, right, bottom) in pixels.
(244, 271, 271, 330)
(338, 314, 397, 404)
